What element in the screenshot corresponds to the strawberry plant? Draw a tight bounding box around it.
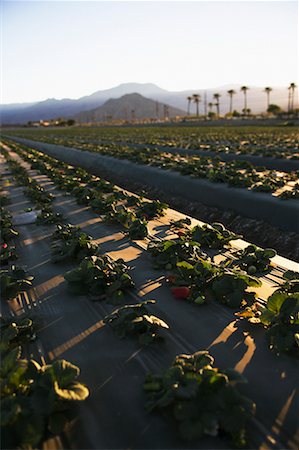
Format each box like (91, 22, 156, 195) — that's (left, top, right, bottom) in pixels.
(90, 194, 118, 214)
(51, 223, 81, 241)
(64, 255, 134, 302)
(0, 195, 10, 206)
(168, 259, 217, 304)
(0, 316, 36, 348)
(170, 217, 192, 230)
(23, 182, 54, 205)
(128, 218, 148, 240)
(144, 351, 255, 447)
(190, 223, 241, 249)
(1, 354, 89, 449)
(51, 232, 98, 263)
(136, 199, 168, 219)
(72, 186, 96, 205)
(237, 290, 299, 355)
(257, 291, 299, 354)
(283, 270, 299, 281)
(211, 271, 261, 308)
(148, 238, 204, 270)
(229, 245, 277, 274)
(0, 208, 19, 241)
(36, 207, 63, 225)
(0, 243, 18, 266)
(104, 300, 169, 344)
(0, 266, 34, 301)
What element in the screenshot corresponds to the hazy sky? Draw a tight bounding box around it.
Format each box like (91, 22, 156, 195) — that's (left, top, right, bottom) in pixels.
(1, 0, 298, 104)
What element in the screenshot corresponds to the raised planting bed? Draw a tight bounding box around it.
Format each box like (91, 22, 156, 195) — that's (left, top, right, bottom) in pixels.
(7, 136, 299, 233)
(63, 139, 299, 172)
(5, 125, 299, 160)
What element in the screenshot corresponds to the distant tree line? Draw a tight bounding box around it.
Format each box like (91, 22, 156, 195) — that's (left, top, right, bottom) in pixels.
(186, 82, 297, 119)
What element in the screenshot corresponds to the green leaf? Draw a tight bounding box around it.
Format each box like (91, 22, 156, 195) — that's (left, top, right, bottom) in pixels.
(263, 248, 277, 258)
(54, 381, 89, 401)
(49, 359, 80, 386)
(176, 261, 194, 270)
(0, 397, 21, 426)
(1, 346, 22, 376)
(267, 292, 288, 313)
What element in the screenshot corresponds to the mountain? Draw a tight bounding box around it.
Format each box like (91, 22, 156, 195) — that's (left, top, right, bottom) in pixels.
(75, 93, 185, 122)
(0, 82, 291, 124)
(0, 83, 172, 124)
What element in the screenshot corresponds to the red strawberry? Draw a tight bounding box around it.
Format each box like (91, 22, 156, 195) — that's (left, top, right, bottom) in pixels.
(171, 286, 190, 299)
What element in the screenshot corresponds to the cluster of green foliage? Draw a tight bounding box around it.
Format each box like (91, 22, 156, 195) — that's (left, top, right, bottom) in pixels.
(229, 244, 277, 274)
(236, 271, 299, 354)
(148, 238, 204, 270)
(0, 195, 11, 207)
(190, 222, 241, 249)
(0, 265, 34, 301)
(64, 255, 134, 303)
(144, 351, 255, 447)
(36, 206, 63, 225)
(166, 258, 261, 308)
(51, 227, 99, 263)
(1, 319, 89, 449)
(104, 300, 169, 344)
(1, 207, 19, 242)
(23, 181, 54, 205)
(51, 223, 81, 241)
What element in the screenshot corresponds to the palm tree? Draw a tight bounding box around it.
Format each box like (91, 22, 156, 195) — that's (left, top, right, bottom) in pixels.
(264, 87, 272, 111)
(187, 96, 192, 116)
(241, 86, 249, 115)
(227, 89, 236, 114)
(289, 82, 297, 111)
(208, 102, 213, 112)
(213, 93, 221, 117)
(192, 94, 201, 116)
(288, 86, 292, 112)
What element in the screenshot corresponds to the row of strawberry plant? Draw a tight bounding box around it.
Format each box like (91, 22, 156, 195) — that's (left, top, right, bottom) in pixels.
(1, 315, 89, 449)
(7, 134, 298, 197)
(7, 126, 299, 159)
(3, 147, 174, 343)
(1, 153, 91, 449)
(0, 187, 35, 303)
(1, 147, 63, 226)
(146, 217, 299, 355)
(4, 140, 168, 239)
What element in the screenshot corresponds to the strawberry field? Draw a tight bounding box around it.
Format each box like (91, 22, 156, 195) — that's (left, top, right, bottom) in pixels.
(0, 134, 298, 449)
